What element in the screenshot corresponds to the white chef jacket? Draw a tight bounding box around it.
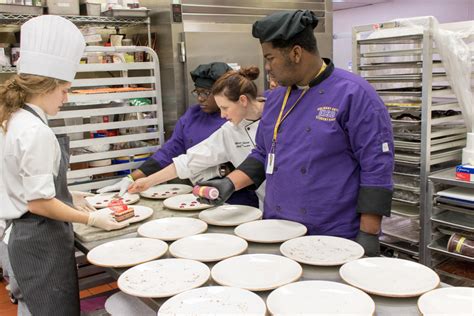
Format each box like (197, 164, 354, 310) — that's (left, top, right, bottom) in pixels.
(0, 103, 60, 220)
(173, 119, 265, 205)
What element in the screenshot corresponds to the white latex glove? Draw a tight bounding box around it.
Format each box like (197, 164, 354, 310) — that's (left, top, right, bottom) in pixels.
(97, 176, 134, 196)
(87, 211, 129, 231)
(70, 191, 97, 212)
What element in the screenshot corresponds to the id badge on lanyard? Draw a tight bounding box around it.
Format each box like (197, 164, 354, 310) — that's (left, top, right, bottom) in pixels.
(266, 87, 307, 175)
(266, 62, 327, 175)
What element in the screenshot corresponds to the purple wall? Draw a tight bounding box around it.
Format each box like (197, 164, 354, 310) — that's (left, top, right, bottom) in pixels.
(333, 0, 474, 69)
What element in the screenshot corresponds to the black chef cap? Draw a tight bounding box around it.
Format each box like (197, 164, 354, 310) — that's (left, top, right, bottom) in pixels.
(252, 10, 319, 42)
(190, 62, 232, 89)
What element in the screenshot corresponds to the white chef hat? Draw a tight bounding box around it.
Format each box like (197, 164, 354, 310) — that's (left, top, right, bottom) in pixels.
(18, 15, 86, 82)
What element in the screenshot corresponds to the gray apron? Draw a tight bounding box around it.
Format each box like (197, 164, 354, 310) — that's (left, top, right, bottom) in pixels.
(8, 105, 80, 316)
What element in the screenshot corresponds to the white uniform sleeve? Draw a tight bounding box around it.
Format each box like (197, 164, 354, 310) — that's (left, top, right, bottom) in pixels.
(18, 126, 57, 201)
(172, 125, 230, 183)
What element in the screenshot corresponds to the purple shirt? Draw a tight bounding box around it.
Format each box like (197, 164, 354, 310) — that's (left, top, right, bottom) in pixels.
(250, 67, 394, 239)
(151, 104, 226, 167)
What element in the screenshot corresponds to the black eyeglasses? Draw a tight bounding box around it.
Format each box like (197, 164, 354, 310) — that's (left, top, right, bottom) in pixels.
(191, 89, 211, 99)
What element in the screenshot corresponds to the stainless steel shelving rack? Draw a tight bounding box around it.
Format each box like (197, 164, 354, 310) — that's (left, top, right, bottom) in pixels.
(49, 46, 164, 191)
(427, 169, 474, 286)
(0, 13, 152, 74)
(352, 20, 467, 263)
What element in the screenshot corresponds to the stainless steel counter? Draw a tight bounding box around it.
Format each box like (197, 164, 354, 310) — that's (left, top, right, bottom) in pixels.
(75, 202, 445, 315)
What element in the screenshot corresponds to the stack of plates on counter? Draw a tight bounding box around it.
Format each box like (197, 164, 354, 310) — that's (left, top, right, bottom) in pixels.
(234, 219, 307, 243)
(158, 286, 266, 315)
(139, 184, 193, 199)
(198, 204, 262, 226)
(169, 233, 248, 262)
(280, 235, 364, 266)
(211, 254, 302, 291)
(87, 238, 168, 268)
(118, 259, 210, 298)
(339, 257, 440, 297)
(137, 217, 207, 241)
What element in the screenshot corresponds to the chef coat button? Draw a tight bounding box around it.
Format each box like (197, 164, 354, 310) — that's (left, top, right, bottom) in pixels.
(300, 167, 307, 174)
(306, 127, 311, 132)
(189, 139, 193, 144)
(274, 166, 278, 172)
(247, 127, 251, 130)
(300, 208, 307, 214)
(276, 205, 281, 212)
(319, 89, 324, 94)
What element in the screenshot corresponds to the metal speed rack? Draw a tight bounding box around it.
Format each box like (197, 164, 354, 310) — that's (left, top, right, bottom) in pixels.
(352, 20, 467, 263)
(48, 46, 164, 191)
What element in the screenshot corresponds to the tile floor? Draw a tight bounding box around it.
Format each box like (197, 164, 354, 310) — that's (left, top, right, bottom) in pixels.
(0, 278, 117, 316)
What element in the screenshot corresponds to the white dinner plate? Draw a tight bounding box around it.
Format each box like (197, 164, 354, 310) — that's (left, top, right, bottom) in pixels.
(234, 219, 307, 243)
(198, 204, 263, 226)
(340, 257, 440, 297)
(163, 194, 212, 211)
(94, 205, 153, 225)
(87, 238, 167, 268)
(86, 192, 140, 208)
(280, 235, 364, 266)
(137, 217, 208, 241)
(169, 233, 248, 262)
(266, 280, 375, 315)
(118, 259, 210, 298)
(417, 287, 474, 316)
(105, 291, 155, 316)
(211, 254, 302, 291)
(139, 184, 193, 199)
(158, 286, 267, 316)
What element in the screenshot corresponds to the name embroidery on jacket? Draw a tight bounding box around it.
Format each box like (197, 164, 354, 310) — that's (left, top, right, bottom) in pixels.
(316, 106, 338, 121)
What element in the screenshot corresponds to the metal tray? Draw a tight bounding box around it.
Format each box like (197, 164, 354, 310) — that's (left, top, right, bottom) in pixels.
(436, 196, 474, 209)
(102, 9, 149, 17)
(382, 215, 420, 243)
(432, 211, 474, 232)
(436, 203, 474, 215)
(428, 236, 474, 263)
(379, 238, 419, 257)
(436, 226, 474, 239)
(391, 201, 419, 218)
(361, 48, 423, 58)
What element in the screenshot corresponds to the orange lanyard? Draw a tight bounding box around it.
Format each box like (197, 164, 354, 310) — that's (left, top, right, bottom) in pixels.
(271, 62, 327, 148)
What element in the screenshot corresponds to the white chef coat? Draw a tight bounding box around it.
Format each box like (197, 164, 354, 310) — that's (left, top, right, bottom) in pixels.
(0, 103, 60, 220)
(173, 119, 265, 205)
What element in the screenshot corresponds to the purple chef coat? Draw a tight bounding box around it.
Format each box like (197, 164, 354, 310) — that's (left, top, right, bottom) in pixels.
(151, 104, 225, 167)
(249, 63, 394, 239)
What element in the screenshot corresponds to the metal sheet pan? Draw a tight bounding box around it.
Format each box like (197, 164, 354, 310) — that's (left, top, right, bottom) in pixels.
(432, 211, 474, 232)
(428, 236, 474, 263)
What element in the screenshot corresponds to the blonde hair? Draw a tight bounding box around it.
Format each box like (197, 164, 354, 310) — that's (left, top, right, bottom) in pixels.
(0, 74, 66, 132)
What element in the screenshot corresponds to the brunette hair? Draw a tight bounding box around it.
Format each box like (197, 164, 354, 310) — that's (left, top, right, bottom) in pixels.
(212, 66, 260, 102)
(0, 74, 66, 132)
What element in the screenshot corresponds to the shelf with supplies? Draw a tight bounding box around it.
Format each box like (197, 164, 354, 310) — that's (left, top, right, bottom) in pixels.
(0, 13, 149, 27)
(352, 19, 469, 263)
(427, 168, 474, 287)
(0, 13, 152, 74)
(47, 46, 164, 191)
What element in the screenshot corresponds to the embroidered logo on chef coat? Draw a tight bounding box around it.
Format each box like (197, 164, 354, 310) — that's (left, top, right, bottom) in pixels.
(316, 106, 338, 121)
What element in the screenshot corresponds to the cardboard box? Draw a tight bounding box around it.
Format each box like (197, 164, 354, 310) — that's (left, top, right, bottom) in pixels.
(47, 0, 79, 15)
(455, 164, 474, 182)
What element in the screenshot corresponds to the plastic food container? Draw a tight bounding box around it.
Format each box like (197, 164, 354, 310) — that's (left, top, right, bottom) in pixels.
(447, 233, 474, 258)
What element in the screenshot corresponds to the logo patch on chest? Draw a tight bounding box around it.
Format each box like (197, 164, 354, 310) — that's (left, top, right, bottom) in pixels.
(316, 106, 338, 121)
